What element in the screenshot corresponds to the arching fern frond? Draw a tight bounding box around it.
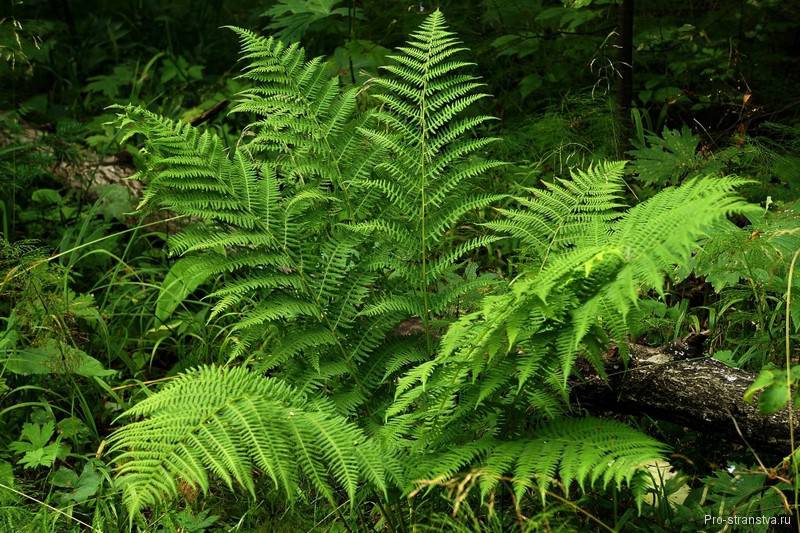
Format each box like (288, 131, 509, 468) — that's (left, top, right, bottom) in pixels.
(484, 160, 627, 268)
(109, 365, 395, 515)
(411, 417, 668, 506)
(388, 171, 752, 457)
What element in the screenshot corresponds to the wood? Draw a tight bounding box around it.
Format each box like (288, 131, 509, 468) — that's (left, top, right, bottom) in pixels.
(189, 99, 229, 126)
(615, 0, 634, 156)
(573, 335, 798, 456)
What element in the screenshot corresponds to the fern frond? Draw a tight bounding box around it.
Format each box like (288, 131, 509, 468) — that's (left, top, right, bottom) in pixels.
(387, 168, 751, 457)
(485, 161, 627, 268)
(110, 366, 393, 515)
(408, 417, 667, 505)
(355, 10, 505, 347)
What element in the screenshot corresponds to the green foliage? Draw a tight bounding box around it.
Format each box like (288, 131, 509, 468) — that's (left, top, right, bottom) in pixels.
(352, 9, 506, 343)
(411, 417, 668, 504)
(484, 161, 626, 267)
(263, 0, 357, 42)
(630, 126, 705, 186)
(391, 169, 750, 434)
(107, 12, 696, 523)
(690, 205, 800, 367)
(3, 1, 800, 530)
(651, 466, 794, 532)
(109, 365, 393, 515)
(743, 366, 799, 414)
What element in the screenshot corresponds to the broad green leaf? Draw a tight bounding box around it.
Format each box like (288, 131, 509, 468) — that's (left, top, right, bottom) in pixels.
(59, 463, 102, 504)
(31, 188, 62, 205)
(3, 340, 115, 378)
(9, 422, 69, 469)
(758, 382, 790, 415)
(18, 444, 63, 469)
(743, 369, 775, 403)
(95, 184, 133, 221)
(155, 257, 211, 323)
(51, 466, 80, 488)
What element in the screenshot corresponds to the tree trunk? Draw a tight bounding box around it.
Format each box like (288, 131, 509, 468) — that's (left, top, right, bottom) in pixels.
(615, 0, 634, 156)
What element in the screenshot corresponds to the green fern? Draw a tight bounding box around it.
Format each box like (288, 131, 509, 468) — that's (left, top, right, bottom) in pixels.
(114, 35, 388, 404)
(411, 417, 668, 505)
(484, 160, 626, 269)
(227, 26, 378, 212)
(110, 12, 509, 515)
(351, 10, 506, 349)
(116, 106, 350, 361)
(107, 12, 748, 522)
(386, 167, 751, 492)
(109, 365, 394, 515)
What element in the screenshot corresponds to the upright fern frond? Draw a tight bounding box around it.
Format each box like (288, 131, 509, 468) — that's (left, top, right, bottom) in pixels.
(354, 10, 505, 347)
(118, 106, 322, 336)
(109, 365, 394, 515)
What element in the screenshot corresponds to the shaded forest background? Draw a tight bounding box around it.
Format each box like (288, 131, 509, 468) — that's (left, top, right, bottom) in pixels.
(2, 1, 800, 531)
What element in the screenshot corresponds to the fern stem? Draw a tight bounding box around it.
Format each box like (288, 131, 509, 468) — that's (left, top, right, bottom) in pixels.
(373, 497, 398, 533)
(332, 503, 356, 533)
(542, 489, 617, 532)
(417, 22, 434, 356)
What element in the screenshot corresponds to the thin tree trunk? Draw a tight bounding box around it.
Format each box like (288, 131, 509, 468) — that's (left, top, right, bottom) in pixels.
(616, 0, 634, 156)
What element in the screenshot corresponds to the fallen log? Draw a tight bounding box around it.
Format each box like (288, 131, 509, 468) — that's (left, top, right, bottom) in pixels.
(573, 335, 799, 456)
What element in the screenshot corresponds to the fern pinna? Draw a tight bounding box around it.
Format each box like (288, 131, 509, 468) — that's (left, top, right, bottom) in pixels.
(108, 10, 750, 524)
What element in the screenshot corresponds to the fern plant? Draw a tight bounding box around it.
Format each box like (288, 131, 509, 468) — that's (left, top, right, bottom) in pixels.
(111, 11, 509, 514)
(386, 164, 751, 502)
(409, 417, 668, 505)
(115, 27, 391, 411)
(109, 366, 393, 515)
(483, 160, 627, 269)
(108, 11, 751, 525)
(350, 10, 506, 351)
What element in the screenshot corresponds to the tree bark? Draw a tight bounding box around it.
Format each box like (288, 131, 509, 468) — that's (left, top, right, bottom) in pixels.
(573, 336, 799, 456)
(615, 0, 634, 156)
